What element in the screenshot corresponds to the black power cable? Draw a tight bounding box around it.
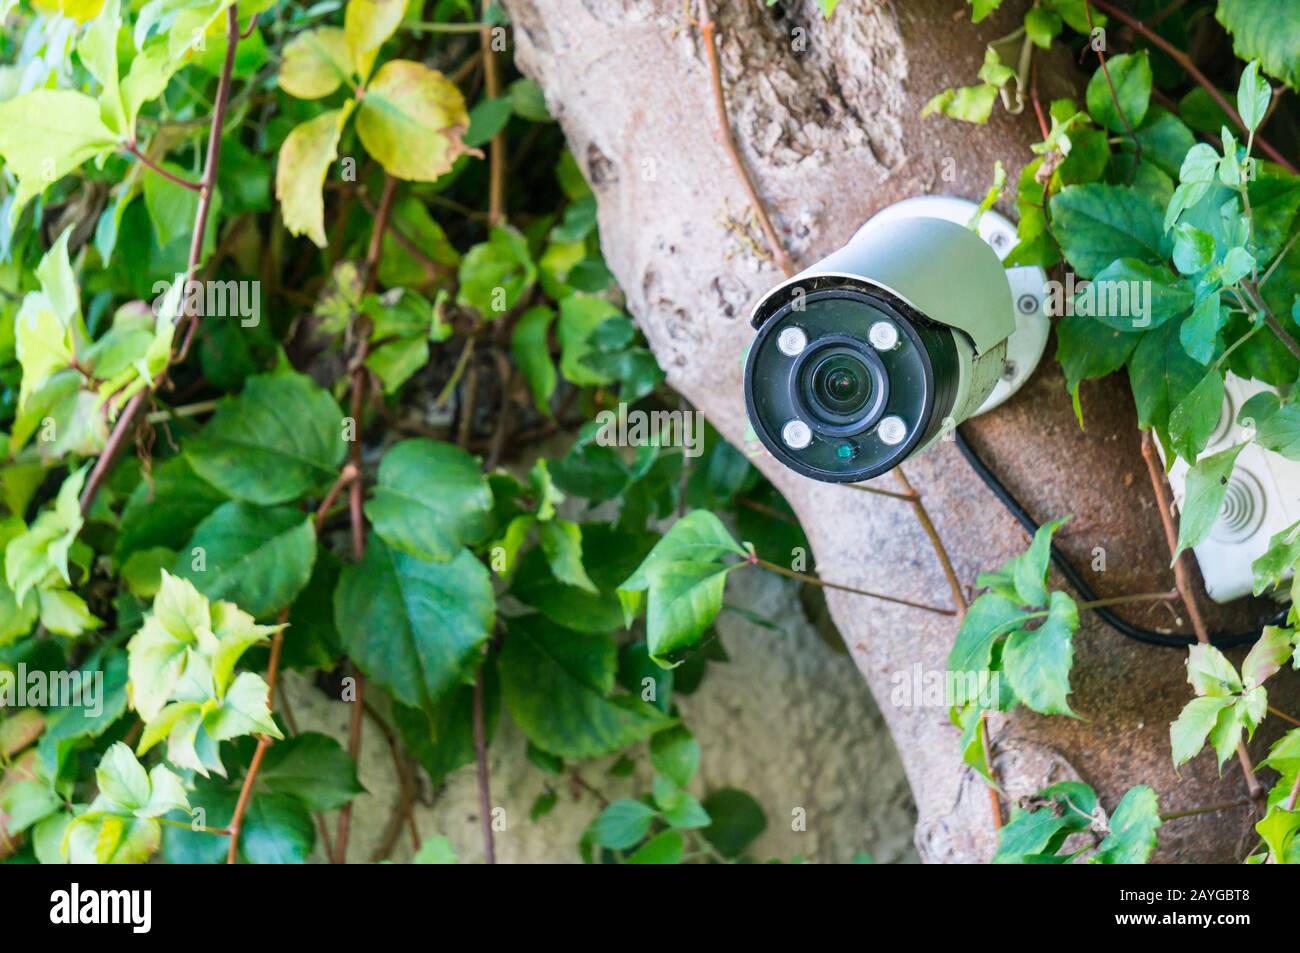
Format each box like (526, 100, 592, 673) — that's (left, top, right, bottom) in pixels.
(953, 427, 1284, 650)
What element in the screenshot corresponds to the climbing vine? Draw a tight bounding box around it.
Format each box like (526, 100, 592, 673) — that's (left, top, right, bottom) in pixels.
(927, 0, 1300, 863)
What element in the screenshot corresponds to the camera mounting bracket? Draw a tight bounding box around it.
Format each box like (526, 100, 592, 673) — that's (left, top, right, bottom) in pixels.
(857, 195, 1049, 415)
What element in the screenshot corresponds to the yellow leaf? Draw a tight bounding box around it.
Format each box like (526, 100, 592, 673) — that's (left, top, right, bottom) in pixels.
(276, 105, 354, 247)
(279, 26, 355, 100)
(32, 0, 105, 22)
(356, 60, 475, 182)
(345, 0, 408, 82)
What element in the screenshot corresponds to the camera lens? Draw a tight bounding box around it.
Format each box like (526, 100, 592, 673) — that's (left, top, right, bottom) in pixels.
(812, 353, 872, 416)
(796, 343, 884, 429)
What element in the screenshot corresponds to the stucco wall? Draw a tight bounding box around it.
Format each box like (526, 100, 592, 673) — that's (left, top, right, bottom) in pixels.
(284, 561, 918, 864)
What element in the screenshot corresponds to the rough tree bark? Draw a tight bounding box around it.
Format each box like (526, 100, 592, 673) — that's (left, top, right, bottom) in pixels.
(501, 0, 1299, 862)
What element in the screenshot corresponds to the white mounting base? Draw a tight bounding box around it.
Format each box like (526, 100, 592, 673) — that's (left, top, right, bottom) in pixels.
(860, 195, 1049, 415)
(1153, 374, 1300, 604)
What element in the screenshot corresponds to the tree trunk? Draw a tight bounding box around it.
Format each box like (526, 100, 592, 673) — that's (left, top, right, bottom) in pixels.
(501, 0, 1296, 862)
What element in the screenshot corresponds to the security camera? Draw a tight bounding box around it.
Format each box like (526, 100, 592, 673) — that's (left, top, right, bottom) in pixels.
(743, 196, 1049, 484)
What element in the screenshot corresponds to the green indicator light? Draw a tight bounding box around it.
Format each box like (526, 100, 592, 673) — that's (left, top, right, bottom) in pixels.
(835, 441, 856, 461)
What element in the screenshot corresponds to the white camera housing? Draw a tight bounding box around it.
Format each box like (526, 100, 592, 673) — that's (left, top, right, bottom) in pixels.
(743, 196, 1048, 483)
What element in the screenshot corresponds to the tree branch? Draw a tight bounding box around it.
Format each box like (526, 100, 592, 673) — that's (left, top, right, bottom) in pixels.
(751, 557, 957, 616)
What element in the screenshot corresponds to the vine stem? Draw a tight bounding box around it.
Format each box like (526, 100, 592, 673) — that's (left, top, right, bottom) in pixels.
(695, 0, 793, 277)
(78, 4, 241, 517)
(124, 141, 202, 192)
(895, 465, 968, 618)
(843, 482, 918, 503)
(332, 177, 397, 865)
(1139, 432, 1264, 803)
(1160, 797, 1252, 822)
(1084, 1, 1140, 180)
(750, 556, 957, 616)
(473, 663, 495, 863)
(1268, 705, 1300, 728)
(480, 2, 506, 224)
(1089, 0, 1297, 175)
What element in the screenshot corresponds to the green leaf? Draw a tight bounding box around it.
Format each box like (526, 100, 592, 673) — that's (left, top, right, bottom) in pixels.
(345, 0, 408, 81)
(1024, 7, 1062, 48)
(257, 732, 364, 811)
(276, 106, 353, 248)
(558, 295, 622, 386)
(1171, 695, 1235, 767)
(1252, 519, 1300, 595)
(1242, 625, 1295, 690)
(335, 536, 495, 712)
(0, 90, 118, 215)
(620, 510, 746, 597)
(1091, 785, 1161, 864)
(355, 60, 473, 181)
(457, 224, 537, 317)
(464, 96, 512, 148)
(625, 829, 684, 864)
(413, 834, 458, 863)
(993, 781, 1098, 863)
(650, 725, 700, 788)
(1237, 60, 1273, 133)
(920, 84, 999, 124)
(498, 614, 671, 759)
(1216, 0, 1300, 91)
(643, 560, 732, 664)
(1179, 293, 1225, 365)
(186, 369, 346, 506)
(1003, 591, 1078, 716)
(1055, 314, 1139, 423)
(592, 798, 656, 849)
(537, 519, 598, 593)
(1255, 402, 1300, 460)
(1128, 318, 1205, 450)
(1080, 259, 1192, 332)
(1168, 370, 1224, 462)
(1085, 51, 1152, 133)
(393, 671, 498, 789)
(511, 305, 557, 413)
(1049, 185, 1167, 278)
(700, 788, 766, 859)
(239, 792, 314, 864)
(364, 439, 492, 561)
(1172, 224, 1215, 275)
(948, 592, 1022, 685)
(1174, 443, 1246, 559)
(117, 455, 228, 562)
(1186, 642, 1243, 697)
(176, 502, 315, 618)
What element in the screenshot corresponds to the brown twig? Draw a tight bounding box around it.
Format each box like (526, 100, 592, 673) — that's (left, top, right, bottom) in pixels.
(79, 5, 241, 516)
(895, 465, 968, 618)
(364, 701, 421, 862)
(695, 0, 793, 277)
(1139, 432, 1263, 803)
(979, 713, 1002, 828)
(124, 141, 202, 192)
(473, 663, 496, 863)
(1090, 0, 1297, 174)
(333, 176, 397, 865)
(751, 556, 957, 616)
(1268, 705, 1300, 728)
(843, 482, 918, 502)
(480, 2, 506, 225)
(1160, 797, 1253, 822)
(225, 736, 270, 864)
